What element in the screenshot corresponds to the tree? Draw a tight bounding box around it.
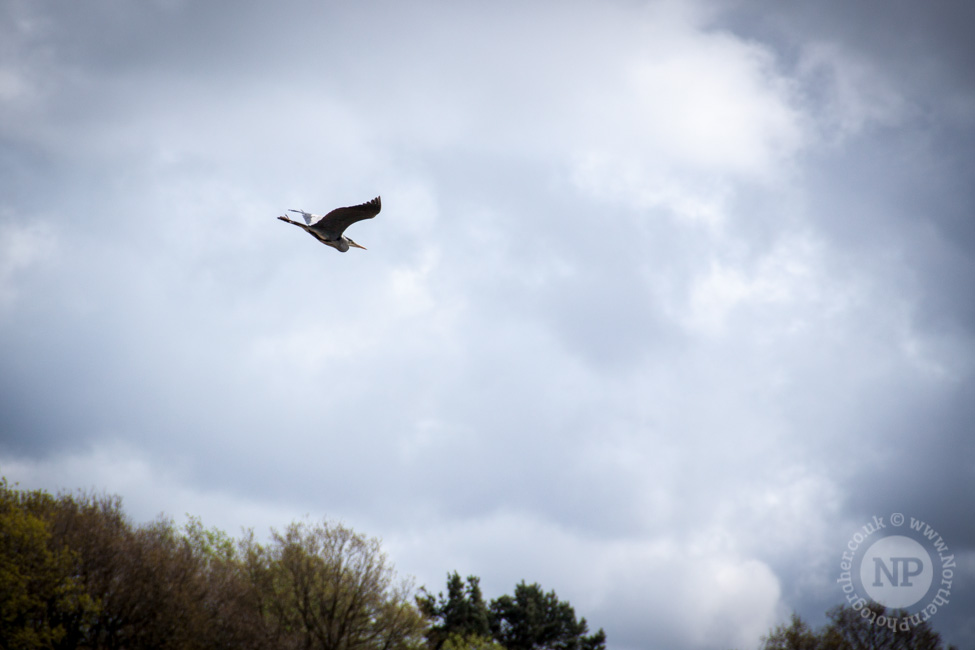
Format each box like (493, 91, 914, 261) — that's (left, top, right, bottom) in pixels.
(421, 574, 606, 650)
(489, 581, 606, 650)
(762, 613, 823, 650)
(1, 479, 428, 650)
(762, 604, 953, 650)
(28, 487, 260, 650)
(43, 492, 225, 649)
(441, 632, 506, 650)
(417, 572, 492, 649)
(821, 603, 947, 650)
(243, 519, 427, 650)
(0, 479, 89, 650)
(180, 516, 266, 650)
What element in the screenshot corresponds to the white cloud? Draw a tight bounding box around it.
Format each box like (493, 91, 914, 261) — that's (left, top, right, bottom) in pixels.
(617, 33, 803, 175)
(563, 15, 805, 222)
(683, 231, 821, 336)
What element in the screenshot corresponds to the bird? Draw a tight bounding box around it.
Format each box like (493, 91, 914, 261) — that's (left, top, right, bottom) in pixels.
(277, 196, 381, 252)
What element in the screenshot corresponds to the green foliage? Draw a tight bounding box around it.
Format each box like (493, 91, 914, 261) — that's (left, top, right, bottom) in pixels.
(0, 479, 89, 649)
(42, 493, 229, 649)
(442, 632, 506, 650)
(182, 513, 238, 564)
(418, 572, 492, 649)
(0, 477, 426, 650)
(491, 581, 606, 650)
(423, 573, 607, 650)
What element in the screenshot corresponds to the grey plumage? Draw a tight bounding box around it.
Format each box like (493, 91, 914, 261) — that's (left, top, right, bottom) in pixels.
(277, 196, 381, 252)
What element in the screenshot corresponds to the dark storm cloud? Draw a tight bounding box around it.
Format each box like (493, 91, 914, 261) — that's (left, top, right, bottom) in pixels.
(708, 1, 975, 644)
(716, 0, 975, 330)
(722, 0, 975, 84)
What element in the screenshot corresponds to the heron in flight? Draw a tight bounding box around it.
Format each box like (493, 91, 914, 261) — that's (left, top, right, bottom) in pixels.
(277, 196, 381, 252)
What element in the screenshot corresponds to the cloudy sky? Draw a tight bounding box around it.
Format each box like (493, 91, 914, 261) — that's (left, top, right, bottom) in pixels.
(2, 1, 973, 648)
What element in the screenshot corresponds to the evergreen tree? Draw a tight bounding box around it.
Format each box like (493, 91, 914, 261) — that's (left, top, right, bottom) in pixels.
(489, 581, 606, 650)
(418, 571, 492, 649)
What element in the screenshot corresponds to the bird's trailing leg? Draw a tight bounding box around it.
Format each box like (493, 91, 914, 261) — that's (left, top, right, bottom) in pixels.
(288, 208, 318, 225)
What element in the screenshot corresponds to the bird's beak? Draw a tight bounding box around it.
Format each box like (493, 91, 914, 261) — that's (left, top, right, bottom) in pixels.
(349, 241, 367, 250)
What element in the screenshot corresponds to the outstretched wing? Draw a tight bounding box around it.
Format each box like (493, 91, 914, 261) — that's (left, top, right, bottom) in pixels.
(311, 196, 382, 238)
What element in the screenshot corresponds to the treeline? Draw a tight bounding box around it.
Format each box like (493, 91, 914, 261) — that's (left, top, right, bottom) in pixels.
(0, 478, 604, 650)
(761, 604, 955, 650)
(7, 478, 956, 650)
